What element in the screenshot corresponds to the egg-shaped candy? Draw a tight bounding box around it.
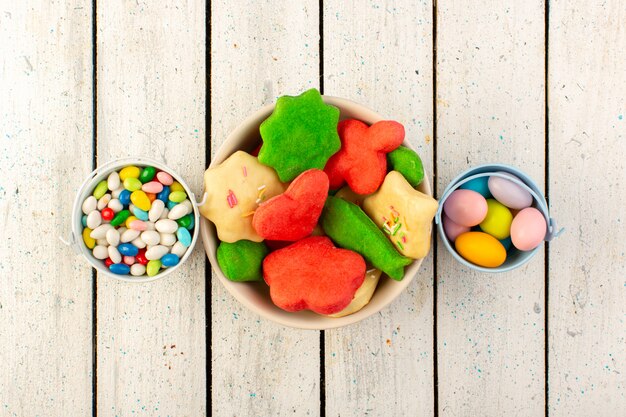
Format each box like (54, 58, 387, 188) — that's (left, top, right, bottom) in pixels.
(443, 189, 488, 227)
(510, 207, 546, 251)
(459, 176, 492, 198)
(455, 231, 506, 268)
(442, 213, 470, 242)
(488, 172, 533, 209)
(479, 199, 513, 240)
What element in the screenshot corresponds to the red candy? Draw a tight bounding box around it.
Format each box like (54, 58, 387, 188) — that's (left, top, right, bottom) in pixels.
(135, 248, 148, 265)
(263, 236, 366, 314)
(252, 169, 329, 241)
(101, 207, 114, 221)
(104, 258, 114, 267)
(324, 119, 404, 195)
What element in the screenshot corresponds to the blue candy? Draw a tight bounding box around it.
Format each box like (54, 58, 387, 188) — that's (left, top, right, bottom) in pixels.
(167, 200, 178, 210)
(81, 215, 88, 227)
(157, 186, 170, 202)
(109, 263, 130, 275)
(161, 253, 180, 267)
(176, 227, 192, 247)
(119, 189, 131, 206)
(118, 243, 139, 256)
(459, 177, 492, 198)
(134, 207, 149, 221)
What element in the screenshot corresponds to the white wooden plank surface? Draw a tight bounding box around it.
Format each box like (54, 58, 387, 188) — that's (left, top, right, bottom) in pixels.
(210, 2, 321, 416)
(548, 1, 626, 414)
(96, 1, 207, 415)
(0, 1, 94, 415)
(436, 1, 546, 415)
(322, 1, 435, 415)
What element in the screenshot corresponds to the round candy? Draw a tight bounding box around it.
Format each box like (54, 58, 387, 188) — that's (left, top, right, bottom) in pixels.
(455, 231, 506, 268)
(169, 191, 187, 203)
(156, 171, 173, 185)
(119, 166, 140, 181)
(443, 189, 488, 227)
(93, 180, 108, 200)
(101, 207, 114, 221)
(146, 260, 162, 277)
(442, 212, 470, 242)
(139, 166, 156, 183)
(118, 190, 131, 206)
(110, 209, 130, 227)
(161, 253, 180, 267)
(488, 172, 533, 210)
(459, 176, 492, 198)
(510, 207, 546, 251)
(123, 177, 142, 192)
(118, 243, 139, 257)
(176, 227, 192, 247)
(479, 199, 513, 240)
(109, 263, 130, 275)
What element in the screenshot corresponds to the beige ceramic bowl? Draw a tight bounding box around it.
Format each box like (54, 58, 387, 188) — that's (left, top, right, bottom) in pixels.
(201, 96, 433, 329)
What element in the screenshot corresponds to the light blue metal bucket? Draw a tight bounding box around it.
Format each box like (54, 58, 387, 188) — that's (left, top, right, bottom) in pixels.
(435, 164, 563, 273)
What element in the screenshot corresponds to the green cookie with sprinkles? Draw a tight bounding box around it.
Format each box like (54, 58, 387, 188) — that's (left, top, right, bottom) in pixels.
(258, 89, 341, 182)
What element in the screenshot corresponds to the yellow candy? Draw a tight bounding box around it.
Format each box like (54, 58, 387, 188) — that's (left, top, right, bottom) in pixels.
(119, 166, 141, 181)
(82, 227, 96, 249)
(170, 181, 184, 193)
(130, 190, 151, 211)
(125, 215, 138, 228)
(479, 199, 513, 240)
(455, 231, 506, 268)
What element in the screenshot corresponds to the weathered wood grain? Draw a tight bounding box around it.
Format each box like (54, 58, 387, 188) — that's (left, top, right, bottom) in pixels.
(322, 1, 435, 415)
(210, 1, 321, 416)
(0, 1, 94, 415)
(436, 1, 546, 415)
(96, 1, 206, 415)
(548, 1, 626, 414)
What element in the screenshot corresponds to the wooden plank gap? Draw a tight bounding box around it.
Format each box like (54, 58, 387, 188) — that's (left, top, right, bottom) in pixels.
(432, 0, 439, 415)
(543, 1, 550, 417)
(91, 1, 98, 415)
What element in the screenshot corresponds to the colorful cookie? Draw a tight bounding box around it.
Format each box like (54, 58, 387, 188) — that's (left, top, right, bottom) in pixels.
(253, 169, 329, 241)
(362, 171, 438, 259)
(324, 119, 404, 194)
(217, 240, 269, 282)
(327, 268, 382, 318)
(386, 146, 424, 187)
(259, 89, 341, 182)
(321, 195, 412, 280)
(200, 151, 286, 242)
(263, 236, 366, 314)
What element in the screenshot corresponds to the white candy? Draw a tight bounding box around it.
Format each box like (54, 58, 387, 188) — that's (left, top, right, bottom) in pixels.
(92, 245, 109, 260)
(96, 238, 109, 247)
(97, 194, 111, 210)
(82, 196, 97, 215)
(108, 198, 123, 213)
(155, 219, 177, 234)
(171, 241, 187, 258)
(140, 230, 160, 246)
(144, 221, 156, 231)
(108, 246, 122, 264)
(159, 232, 176, 246)
(111, 186, 124, 199)
(148, 199, 165, 222)
(121, 229, 140, 243)
(131, 237, 147, 249)
(159, 208, 169, 220)
(146, 245, 169, 260)
(105, 228, 120, 247)
(107, 171, 120, 191)
(167, 204, 189, 220)
(90, 224, 113, 239)
(117, 226, 127, 236)
(130, 264, 146, 276)
(181, 199, 193, 213)
(86, 210, 102, 229)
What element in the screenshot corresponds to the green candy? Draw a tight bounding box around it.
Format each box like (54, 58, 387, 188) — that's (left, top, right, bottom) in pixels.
(176, 214, 193, 229)
(217, 240, 269, 282)
(123, 177, 142, 192)
(169, 191, 187, 203)
(321, 196, 412, 280)
(139, 166, 156, 183)
(146, 260, 161, 277)
(93, 180, 108, 200)
(110, 209, 130, 227)
(259, 89, 341, 182)
(387, 146, 424, 188)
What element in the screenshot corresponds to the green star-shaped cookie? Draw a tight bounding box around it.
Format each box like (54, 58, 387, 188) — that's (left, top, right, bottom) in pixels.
(259, 89, 341, 182)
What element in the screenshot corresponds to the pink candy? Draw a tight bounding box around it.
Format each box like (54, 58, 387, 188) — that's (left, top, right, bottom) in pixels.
(142, 181, 164, 193)
(123, 256, 135, 265)
(156, 171, 173, 185)
(129, 220, 147, 231)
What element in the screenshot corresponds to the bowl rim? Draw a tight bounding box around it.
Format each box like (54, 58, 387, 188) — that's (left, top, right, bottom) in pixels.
(71, 156, 201, 283)
(201, 95, 434, 330)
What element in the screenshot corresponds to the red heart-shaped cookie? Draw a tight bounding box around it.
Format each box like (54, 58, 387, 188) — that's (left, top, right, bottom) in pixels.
(263, 236, 366, 314)
(253, 169, 329, 241)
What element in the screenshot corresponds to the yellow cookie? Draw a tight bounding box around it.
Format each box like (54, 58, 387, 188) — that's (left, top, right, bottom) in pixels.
(200, 151, 286, 242)
(327, 268, 381, 318)
(362, 171, 438, 259)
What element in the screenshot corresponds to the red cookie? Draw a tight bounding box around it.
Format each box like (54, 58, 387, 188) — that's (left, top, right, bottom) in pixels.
(252, 169, 329, 241)
(324, 119, 405, 194)
(263, 236, 366, 314)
